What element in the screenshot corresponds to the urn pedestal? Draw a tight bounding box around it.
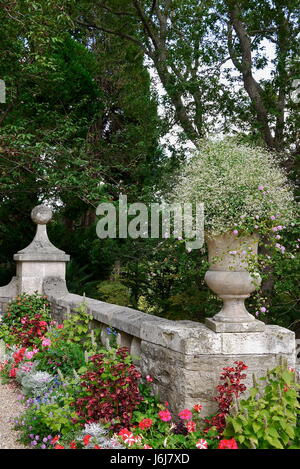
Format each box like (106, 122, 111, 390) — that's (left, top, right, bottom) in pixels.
(204, 232, 265, 332)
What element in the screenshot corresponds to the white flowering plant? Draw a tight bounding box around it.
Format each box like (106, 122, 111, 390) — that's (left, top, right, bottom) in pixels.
(171, 139, 298, 317)
(171, 139, 296, 240)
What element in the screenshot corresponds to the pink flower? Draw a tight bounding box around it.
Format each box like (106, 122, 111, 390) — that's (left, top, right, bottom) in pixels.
(158, 410, 172, 422)
(57, 324, 64, 329)
(196, 439, 208, 449)
(146, 375, 153, 383)
(232, 230, 238, 236)
(41, 338, 51, 347)
(258, 185, 264, 191)
(260, 307, 267, 313)
(178, 409, 193, 420)
(270, 215, 276, 220)
(25, 351, 35, 359)
(143, 444, 153, 449)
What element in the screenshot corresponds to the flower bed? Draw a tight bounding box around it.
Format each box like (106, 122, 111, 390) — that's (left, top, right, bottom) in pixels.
(0, 293, 299, 450)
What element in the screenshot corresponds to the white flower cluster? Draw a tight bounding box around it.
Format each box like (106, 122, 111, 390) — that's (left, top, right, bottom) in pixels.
(171, 140, 296, 236)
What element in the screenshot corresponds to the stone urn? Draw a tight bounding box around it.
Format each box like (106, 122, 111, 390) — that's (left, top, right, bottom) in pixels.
(204, 232, 265, 332)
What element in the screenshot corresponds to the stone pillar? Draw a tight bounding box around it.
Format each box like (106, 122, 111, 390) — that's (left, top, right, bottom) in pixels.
(12, 205, 70, 295)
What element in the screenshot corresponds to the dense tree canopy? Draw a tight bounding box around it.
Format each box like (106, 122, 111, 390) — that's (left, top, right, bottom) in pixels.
(0, 0, 299, 329)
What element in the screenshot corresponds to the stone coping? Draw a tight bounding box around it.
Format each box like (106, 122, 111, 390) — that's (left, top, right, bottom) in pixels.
(43, 277, 295, 358)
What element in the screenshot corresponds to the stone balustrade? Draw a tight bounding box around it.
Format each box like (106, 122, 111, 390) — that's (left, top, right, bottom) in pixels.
(0, 205, 297, 415)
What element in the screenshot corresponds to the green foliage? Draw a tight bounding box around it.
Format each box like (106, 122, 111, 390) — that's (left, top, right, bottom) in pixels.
(1, 293, 51, 328)
(97, 280, 131, 307)
(223, 363, 300, 449)
(51, 301, 99, 350)
(35, 341, 86, 377)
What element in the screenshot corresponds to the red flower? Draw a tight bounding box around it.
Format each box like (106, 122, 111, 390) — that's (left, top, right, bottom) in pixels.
(146, 375, 153, 383)
(178, 409, 192, 420)
(186, 420, 196, 433)
(138, 418, 153, 430)
(218, 438, 239, 449)
(70, 441, 77, 449)
(51, 436, 60, 444)
(9, 367, 17, 378)
(118, 428, 131, 437)
(54, 444, 65, 449)
(193, 404, 203, 413)
(83, 435, 92, 446)
(94, 445, 101, 449)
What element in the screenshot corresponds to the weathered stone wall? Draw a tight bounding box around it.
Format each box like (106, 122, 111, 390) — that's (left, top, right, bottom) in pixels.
(43, 277, 296, 416)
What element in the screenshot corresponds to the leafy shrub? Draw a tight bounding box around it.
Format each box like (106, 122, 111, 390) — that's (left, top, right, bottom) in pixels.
(97, 280, 131, 307)
(223, 363, 300, 449)
(1, 293, 51, 347)
(50, 302, 99, 349)
(35, 341, 86, 376)
(205, 361, 248, 433)
(75, 347, 142, 431)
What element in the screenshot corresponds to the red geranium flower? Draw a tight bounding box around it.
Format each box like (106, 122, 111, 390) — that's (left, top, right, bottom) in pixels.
(83, 435, 92, 446)
(138, 418, 153, 430)
(218, 438, 239, 449)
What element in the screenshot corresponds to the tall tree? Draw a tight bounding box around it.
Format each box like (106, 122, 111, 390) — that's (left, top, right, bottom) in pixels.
(76, 0, 299, 155)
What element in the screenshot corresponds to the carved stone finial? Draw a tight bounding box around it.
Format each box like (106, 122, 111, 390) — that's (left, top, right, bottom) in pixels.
(31, 205, 52, 225)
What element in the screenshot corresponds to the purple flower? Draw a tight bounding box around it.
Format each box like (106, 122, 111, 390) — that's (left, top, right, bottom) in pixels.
(232, 229, 238, 236)
(276, 235, 281, 239)
(229, 251, 237, 255)
(29, 434, 34, 439)
(260, 307, 267, 313)
(41, 444, 46, 449)
(258, 185, 264, 190)
(270, 215, 276, 220)
(31, 440, 37, 446)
